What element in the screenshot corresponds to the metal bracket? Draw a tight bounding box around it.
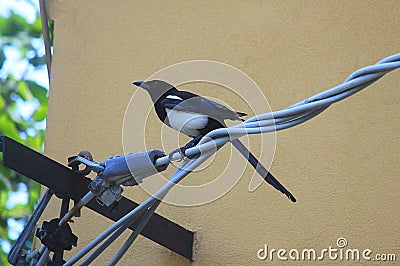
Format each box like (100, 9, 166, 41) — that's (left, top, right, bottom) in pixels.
(0, 136, 194, 260)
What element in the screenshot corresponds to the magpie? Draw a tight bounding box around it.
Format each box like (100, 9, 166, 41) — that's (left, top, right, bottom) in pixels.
(133, 80, 296, 202)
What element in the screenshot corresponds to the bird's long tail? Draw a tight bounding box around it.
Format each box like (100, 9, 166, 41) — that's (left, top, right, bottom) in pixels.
(230, 139, 296, 202)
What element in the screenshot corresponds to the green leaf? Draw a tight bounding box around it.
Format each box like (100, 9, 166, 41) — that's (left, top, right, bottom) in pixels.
(26, 135, 42, 149)
(0, 185, 10, 206)
(0, 250, 9, 266)
(0, 12, 29, 37)
(27, 81, 48, 104)
(6, 103, 25, 126)
(27, 182, 40, 206)
(17, 81, 33, 101)
(29, 55, 46, 67)
(0, 113, 21, 141)
(4, 203, 32, 219)
(29, 16, 43, 38)
(0, 48, 5, 70)
(49, 20, 55, 47)
(0, 95, 5, 110)
(32, 104, 47, 121)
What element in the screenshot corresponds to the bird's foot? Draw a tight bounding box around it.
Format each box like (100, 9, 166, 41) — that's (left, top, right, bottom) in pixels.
(168, 139, 200, 162)
(168, 147, 187, 162)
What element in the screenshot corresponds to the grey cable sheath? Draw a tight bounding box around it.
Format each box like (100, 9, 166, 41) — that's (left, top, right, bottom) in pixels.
(107, 200, 162, 266)
(79, 207, 147, 266)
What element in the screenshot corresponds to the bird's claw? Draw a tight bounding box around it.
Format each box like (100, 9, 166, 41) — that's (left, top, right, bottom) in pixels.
(168, 137, 201, 162)
(168, 147, 190, 162)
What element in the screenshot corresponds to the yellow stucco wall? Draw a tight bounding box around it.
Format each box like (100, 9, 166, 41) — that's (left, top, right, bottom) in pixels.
(43, 0, 399, 265)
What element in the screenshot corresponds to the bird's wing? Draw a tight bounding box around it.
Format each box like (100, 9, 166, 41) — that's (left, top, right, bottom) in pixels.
(161, 96, 245, 121)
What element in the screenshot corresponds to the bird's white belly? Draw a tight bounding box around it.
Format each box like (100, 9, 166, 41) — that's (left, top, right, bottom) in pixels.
(165, 108, 208, 137)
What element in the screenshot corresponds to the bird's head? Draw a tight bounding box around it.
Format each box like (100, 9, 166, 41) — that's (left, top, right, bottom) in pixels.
(132, 80, 176, 102)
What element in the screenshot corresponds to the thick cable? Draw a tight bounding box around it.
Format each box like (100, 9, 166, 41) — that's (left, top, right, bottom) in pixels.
(153, 54, 399, 166)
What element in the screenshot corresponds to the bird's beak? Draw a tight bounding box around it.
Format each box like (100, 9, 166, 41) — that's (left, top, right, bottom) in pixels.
(132, 81, 149, 90)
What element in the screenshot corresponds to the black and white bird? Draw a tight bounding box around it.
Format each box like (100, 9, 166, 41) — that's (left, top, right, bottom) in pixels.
(133, 80, 296, 202)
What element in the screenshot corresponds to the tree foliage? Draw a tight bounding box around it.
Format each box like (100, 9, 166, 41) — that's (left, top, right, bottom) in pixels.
(0, 1, 49, 264)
